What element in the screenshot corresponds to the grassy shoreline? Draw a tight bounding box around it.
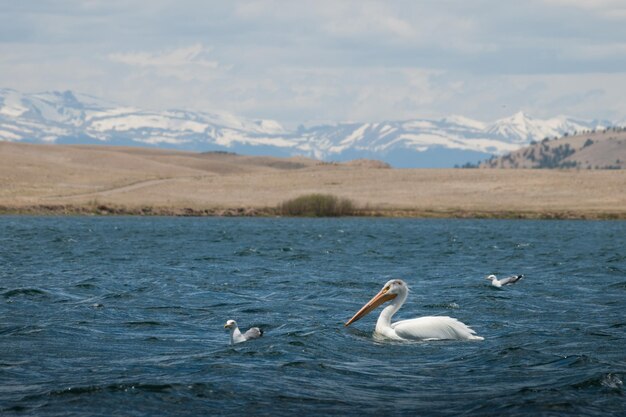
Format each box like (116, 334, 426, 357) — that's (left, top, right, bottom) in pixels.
(2, 143, 625, 220)
(1, 203, 624, 220)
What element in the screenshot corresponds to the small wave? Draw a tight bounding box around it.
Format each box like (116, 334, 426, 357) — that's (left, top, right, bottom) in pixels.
(600, 373, 624, 390)
(124, 321, 167, 327)
(585, 329, 614, 337)
(3, 288, 49, 298)
(499, 346, 525, 355)
(143, 305, 186, 313)
(3, 405, 28, 413)
(572, 373, 623, 392)
(51, 236, 78, 243)
(192, 255, 222, 261)
(282, 253, 312, 261)
(607, 254, 626, 263)
(239, 307, 270, 314)
(280, 360, 309, 368)
(497, 346, 547, 362)
(48, 382, 176, 397)
(274, 393, 352, 409)
(424, 302, 460, 309)
(606, 266, 626, 274)
(0, 361, 25, 368)
(543, 354, 595, 369)
(102, 292, 133, 300)
(234, 248, 260, 256)
(608, 281, 626, 290)
(74, 282, 98, 289)
(0, 325, 44, 336)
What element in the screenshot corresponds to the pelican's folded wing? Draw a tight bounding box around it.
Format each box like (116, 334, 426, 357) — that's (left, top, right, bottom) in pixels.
(392, 316, 483, 341)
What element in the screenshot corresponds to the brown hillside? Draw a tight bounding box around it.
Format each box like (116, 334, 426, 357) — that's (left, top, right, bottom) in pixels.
(1, 141, 625, 218)
(481, 128, 626, 169)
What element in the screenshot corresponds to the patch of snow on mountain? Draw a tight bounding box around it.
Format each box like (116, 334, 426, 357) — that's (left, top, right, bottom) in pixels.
(333, 124, 370, 150)
(487, 112, 553, 143)
(460, 138, 519, 153)
(253, 119, 285, 134)
(0, 90, 29, 118)
(378, 124, 395, 134)
(402, 120, 436, 130)
(399, 133, 471, 150)
(215, 130, 295, 148)
(140, 135, 192, 145)
(441, 115, 486, 131)
(541, 116, 597, 136)
(85, 107, 141, 122)
(88, 114, 207, 133)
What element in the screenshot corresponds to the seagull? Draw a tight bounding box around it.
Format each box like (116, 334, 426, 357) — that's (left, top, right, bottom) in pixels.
(224, 319, 263, 345)
(486, 274, 524, 288)
(345, 279, 483, 341)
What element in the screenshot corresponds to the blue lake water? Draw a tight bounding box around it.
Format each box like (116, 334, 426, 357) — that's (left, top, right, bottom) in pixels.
(1, 217, 625, 416)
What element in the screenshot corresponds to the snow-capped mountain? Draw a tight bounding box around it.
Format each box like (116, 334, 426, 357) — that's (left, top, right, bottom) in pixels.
(485, 112, 604, 144)
(0, 88, 616, 167)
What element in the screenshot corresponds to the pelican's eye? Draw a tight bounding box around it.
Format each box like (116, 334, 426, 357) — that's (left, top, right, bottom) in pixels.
(382, 286, 390, 293)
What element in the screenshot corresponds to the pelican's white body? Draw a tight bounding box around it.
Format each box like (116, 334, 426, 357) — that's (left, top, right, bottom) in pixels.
(347, 279, 483, 341)
(374, 282, 483, 341)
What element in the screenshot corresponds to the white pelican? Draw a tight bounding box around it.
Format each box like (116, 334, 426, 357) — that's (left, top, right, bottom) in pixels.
(224, 319, 263, 345)
(345, 279, 483, 341)
(486, 274, 524, 288)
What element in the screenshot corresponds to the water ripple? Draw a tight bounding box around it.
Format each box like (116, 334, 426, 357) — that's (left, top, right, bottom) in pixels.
(1, 217, 625, 416)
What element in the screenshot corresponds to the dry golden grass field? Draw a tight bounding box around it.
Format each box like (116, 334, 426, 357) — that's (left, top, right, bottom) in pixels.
(1, 141, 625, 218)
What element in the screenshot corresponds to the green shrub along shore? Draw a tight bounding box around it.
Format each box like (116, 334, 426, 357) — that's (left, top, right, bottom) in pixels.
(279, 194, 356, 217)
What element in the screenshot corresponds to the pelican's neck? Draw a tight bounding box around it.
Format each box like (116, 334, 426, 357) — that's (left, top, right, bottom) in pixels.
(491, 279, 502, 288)
(375, 290, 407, 333)
(229, 326, 243, 345)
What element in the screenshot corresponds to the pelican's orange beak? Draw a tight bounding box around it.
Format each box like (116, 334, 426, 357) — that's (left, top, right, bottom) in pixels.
(345, 286, 397, 326)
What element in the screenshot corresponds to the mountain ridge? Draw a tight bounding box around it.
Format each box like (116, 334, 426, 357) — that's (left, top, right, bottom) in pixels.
(0, 88, 619, 168)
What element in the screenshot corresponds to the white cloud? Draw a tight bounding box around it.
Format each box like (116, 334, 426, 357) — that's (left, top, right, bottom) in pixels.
(317, 2, 417, 40)
(541, 0, 626, 19)
(234, 0, 486, 52)
(109, 44, 218, 69)
(108, 44, 222, 82)
(558, 42, 626, 60)
(1, 1, 625, 124)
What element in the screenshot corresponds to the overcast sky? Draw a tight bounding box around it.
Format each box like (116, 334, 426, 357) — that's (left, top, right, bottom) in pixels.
(2, 0, 626, 126)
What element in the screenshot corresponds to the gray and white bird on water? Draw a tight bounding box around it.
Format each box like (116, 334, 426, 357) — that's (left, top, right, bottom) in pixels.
(224, 319, 263, 345)
(486, 274, 524, 288)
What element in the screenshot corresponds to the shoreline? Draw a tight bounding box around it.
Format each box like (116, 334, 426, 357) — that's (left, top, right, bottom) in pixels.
(2, 143, 625, 220)
(1, 204, 624, 220)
